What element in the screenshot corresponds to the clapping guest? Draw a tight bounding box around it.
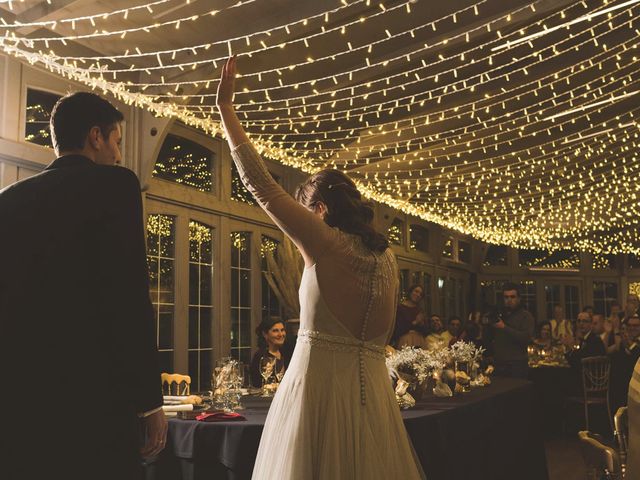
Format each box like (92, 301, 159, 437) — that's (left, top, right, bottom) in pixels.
(424, 314, 452, 351)
(549, 304, 573, 341)
(604, 304, 622, 353)
(533, 321, 553, 350)
(563, 312, 606, 367)
(250, 317, 290, 387)
(392, 284, 427, 348)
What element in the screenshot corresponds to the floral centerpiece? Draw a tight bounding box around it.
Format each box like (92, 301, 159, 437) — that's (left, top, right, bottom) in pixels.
(386, 347, 447, 408)
(449, 341, 487, 391)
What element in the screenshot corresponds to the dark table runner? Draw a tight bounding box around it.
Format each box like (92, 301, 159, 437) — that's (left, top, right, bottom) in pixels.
(146, 377, 547, 480)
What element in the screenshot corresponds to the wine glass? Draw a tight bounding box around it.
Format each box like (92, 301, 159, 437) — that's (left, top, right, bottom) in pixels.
(260, 356, 276, 397)
(275, 360, 286, 383)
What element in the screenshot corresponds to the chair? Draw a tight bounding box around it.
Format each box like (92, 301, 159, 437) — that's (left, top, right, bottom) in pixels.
(161, 372, 191, 395)
(614, 406, 628, 468)
(566, 356, 614, 432)
(578, 431, 623, 480)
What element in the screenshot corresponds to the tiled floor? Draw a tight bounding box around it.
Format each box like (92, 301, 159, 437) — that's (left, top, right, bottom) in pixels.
(545, 437, 587, 480)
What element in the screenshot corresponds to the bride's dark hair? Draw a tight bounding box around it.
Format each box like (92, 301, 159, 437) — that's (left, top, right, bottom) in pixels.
(294, 169, 388, 252)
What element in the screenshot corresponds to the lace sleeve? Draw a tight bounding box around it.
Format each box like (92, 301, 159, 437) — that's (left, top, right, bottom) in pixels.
(230, 142, 335, 262)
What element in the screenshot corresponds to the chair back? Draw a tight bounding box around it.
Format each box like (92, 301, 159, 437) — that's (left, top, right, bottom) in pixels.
(161, 372, 191, 395)
(614, 406, 628, 466)
(581, 356, 611, 396)
(577, 430, 623, 480)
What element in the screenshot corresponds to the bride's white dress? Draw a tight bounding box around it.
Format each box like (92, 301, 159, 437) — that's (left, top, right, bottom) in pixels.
(231, 143, 425, 480)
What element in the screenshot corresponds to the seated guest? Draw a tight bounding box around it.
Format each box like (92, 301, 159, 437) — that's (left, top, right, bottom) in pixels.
(533, 321, 553, 350)
(250, 317, 290, 387)
(447, 316, 465, 346)
(549, 304, 573, 341)
(563, 312, 606, 365)
(627, 357, 640, 480)
(425, 314, 452, 351)
(391, 284, 426, 347)
(610, 315, 640, 414)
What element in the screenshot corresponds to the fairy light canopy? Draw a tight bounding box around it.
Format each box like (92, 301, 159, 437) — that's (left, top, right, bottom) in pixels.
(1, 0, 639, 254)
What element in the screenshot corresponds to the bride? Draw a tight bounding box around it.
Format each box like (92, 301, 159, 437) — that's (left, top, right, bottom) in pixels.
(217, 56, 425, 480)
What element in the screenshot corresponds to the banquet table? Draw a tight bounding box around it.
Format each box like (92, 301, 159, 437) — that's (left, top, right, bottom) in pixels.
(145, 377, 548, 480)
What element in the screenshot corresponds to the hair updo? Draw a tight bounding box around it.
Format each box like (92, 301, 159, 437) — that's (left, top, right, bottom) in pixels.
(294, 169, 389, 252)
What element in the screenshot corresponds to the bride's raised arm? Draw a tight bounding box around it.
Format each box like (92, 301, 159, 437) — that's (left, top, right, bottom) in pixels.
(216, 57, 334, 267)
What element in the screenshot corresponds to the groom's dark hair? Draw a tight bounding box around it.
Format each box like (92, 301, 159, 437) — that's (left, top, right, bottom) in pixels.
(50, 91, 124, 153)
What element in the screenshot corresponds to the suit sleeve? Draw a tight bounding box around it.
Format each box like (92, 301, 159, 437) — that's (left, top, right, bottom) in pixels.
(99, 167, 162, 413)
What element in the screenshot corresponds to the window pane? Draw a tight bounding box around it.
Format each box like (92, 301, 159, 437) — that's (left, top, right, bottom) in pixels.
(593, 282, 618, 316)
(158, 351, 173, 375)
(458, 241, 471, 264)
(188, 307, 199, 349)
(442, 237, 454, 259)
(520, 281, 537, 321)
(518, 249, 580, 269)
(565, 285, 580, 321)
(240, 271, 251, 307)
(146, 214, 175, 364)
(25, 89, 61, 148)
(231, 232, 252, 363)
(158, 305, 174, 350)
(593, 254, 617, 270)
(388, 218, 405, 246)
(261, 236, 281, 318)
(188, 220, 214, 392)
(484, 245, 508, 266)
(544, 284, 561, 321)
(153, 134, 214, 192)
(200, 309, 212, 349)
(231, 162, 257, 205)
(409, 225, 429, 252)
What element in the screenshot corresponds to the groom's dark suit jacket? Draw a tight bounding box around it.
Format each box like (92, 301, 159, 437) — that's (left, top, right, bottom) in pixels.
(0, 155, 162, 480)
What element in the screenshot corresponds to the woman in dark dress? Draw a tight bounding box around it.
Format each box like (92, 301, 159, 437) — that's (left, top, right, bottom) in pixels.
(391, 284, 426, 347)
(250, 317, 291, 387)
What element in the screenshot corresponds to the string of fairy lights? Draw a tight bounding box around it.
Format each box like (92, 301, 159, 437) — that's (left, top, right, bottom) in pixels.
(1, 0, 640, 254)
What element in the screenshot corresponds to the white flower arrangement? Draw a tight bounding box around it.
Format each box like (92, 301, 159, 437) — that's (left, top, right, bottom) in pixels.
(386, 347, 447, 384)
(449, 341, 485, 364)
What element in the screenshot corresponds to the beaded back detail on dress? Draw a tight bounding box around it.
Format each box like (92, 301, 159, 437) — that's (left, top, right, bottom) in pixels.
(298, 231, 398, 345)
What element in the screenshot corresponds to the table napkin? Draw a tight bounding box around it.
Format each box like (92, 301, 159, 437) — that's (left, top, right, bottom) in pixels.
(195, 411, 246, 422)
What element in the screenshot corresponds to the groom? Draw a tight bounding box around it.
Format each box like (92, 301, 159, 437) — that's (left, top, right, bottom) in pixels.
(0, 92, 166, 480)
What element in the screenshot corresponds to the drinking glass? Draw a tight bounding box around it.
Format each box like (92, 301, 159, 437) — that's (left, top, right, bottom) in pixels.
(260, 356, 276, 397)
(275, 360, 286, 383)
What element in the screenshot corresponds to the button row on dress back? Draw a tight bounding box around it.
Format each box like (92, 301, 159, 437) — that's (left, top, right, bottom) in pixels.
(359, 254, 379, 406)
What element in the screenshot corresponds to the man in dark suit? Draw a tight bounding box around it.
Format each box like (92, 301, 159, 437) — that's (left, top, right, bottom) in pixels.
(0, 92, 166, 480)
(564, 311, 606, 396)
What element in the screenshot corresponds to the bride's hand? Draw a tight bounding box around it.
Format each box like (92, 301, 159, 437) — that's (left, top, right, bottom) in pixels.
(216, 56, 237, 108)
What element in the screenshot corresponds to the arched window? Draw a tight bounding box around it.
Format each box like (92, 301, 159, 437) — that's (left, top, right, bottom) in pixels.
(153, 134, 214, 192)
